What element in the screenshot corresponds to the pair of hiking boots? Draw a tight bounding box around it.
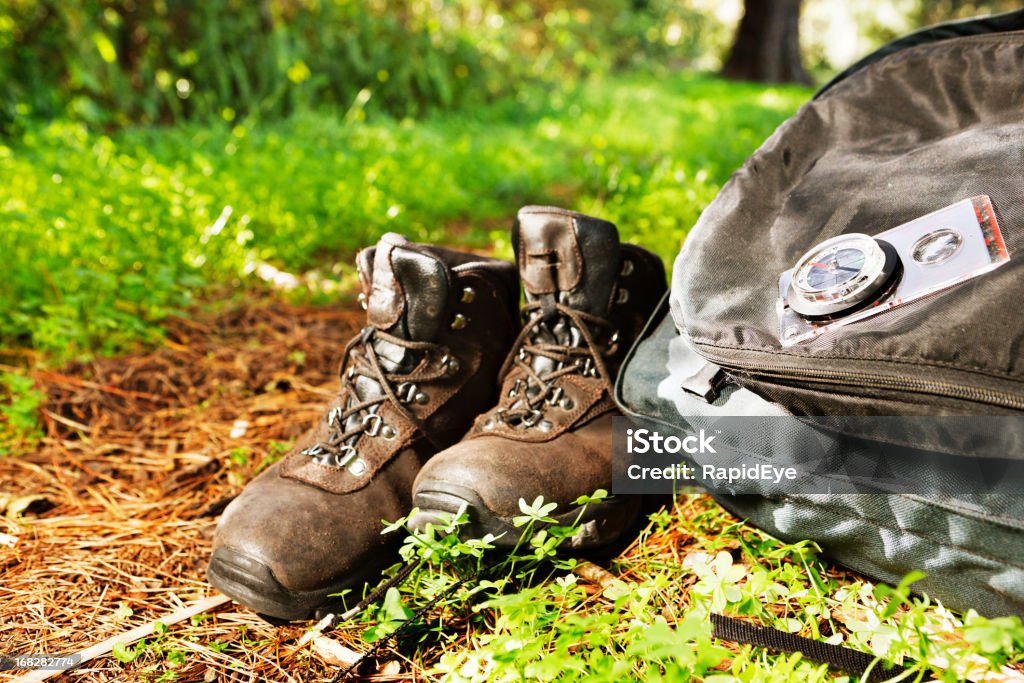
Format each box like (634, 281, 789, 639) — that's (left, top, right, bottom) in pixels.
(207, 206, 666, 620)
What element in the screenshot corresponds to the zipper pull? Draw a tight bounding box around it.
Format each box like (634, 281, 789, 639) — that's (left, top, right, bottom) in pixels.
(681, 361, 728, 404)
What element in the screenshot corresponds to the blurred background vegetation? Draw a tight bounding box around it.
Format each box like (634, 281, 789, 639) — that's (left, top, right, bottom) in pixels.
(3, 0, 1018, 132)
(0, 0, 1019, 449)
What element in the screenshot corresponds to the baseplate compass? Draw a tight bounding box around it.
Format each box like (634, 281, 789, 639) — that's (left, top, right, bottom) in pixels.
(778, 195, 1009, 346)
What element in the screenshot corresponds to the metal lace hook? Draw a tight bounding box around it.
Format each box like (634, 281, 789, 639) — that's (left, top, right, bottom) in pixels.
(335, 444, 359, 468)
(361, 412, 384, 437)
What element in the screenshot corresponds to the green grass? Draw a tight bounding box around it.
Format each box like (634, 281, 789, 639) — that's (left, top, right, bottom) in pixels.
(341, 494, 1024, 682)
(0, 71, 807, 366)
(98, 493, 1017, 681)
(7, 69, 1022, 681)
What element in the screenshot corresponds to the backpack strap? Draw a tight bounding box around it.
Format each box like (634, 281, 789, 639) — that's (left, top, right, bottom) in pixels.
(710, 613, 909, 682)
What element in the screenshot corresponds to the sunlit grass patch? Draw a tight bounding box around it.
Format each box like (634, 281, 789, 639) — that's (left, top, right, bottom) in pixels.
(297, 494, 1024, 682)
(0, 71, 807, 368)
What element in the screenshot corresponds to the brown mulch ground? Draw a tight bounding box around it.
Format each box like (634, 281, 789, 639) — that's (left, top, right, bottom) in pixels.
(4, 297, 1019, 682)
(0, 299, 401, 682)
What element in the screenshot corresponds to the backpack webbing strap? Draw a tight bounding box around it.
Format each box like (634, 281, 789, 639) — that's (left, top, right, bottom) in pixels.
(710, 613, 907, 682)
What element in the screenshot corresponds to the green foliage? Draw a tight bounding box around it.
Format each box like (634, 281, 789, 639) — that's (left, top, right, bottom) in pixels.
(0, 0, 730, 132)
(963, 613, 1024, 662)
(225, 440, 293, 486)
(0, 72, 805, 368)
(911, 0, 1021, 28)
(110, 623, 191, 679)
(370, 495, 734, 682)
(111, 640, 142, 664)
(337, 494, 1024, 681)
(843, 0, 1019, 63)
(0, 371, 44, 455)
(0, 70, 805, 443)
(114, 601, 135, 620)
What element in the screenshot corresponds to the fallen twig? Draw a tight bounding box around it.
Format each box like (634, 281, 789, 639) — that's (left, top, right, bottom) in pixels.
(11, 594, 231, 683)
(32, 370, 167, 402)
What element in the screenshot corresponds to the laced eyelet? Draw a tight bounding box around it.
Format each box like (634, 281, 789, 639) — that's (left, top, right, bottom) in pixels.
(578, 357, 596, 377)
(336, 444, 359, 468)
(451, 313, 469, 330)
(441, 354, 460, 374)
(357, 292, 369, 310)
(305, 324, 446, 469)
(327, 406, 344, 427)
(520, 409, 543, 427)
(396, 382, 418, 403)
(460, 287, 476, 303)
(362, 413, 385, 436)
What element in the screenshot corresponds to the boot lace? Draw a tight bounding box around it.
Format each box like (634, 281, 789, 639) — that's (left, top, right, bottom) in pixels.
(301, 327, 455, 471)
(496, 301, 618, 429)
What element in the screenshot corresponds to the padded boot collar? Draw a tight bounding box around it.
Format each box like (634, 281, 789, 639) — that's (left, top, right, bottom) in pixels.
(364, 233, 450, 343)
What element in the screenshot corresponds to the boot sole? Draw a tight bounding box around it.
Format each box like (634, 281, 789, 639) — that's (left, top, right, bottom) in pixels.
(411, 480, 644, 555)
(207, 547, 389, 622)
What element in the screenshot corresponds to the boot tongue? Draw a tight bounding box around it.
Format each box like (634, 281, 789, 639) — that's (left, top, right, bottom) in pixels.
(512, 207, 620, 386)
(353, 233, 449, 403)
(514, 206, 620, 316)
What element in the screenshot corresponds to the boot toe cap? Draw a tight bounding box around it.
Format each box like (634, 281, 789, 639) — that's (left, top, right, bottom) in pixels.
(414, 433, 610, 517)
(208, 464, 398, 618)
(411, 435, 642, 553)
(411, 430, 615, 543)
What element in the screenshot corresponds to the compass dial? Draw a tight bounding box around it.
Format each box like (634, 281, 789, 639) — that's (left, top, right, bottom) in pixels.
(802, 247, 867, 290)
(788, 234, 902, 318)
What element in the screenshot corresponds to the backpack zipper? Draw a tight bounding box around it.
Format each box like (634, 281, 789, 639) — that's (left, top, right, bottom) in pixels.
(693, 347, 1024, 411)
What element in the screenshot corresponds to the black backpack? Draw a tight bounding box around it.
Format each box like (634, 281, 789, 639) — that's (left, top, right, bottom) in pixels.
(616, 9, 1024, 619)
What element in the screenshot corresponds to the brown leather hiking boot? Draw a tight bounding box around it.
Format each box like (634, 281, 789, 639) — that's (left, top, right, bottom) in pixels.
(410, 206, 666, 551)
(207, 234, 519, 620)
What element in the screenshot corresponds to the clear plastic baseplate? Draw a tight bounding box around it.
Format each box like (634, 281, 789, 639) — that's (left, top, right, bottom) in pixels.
(777, 195, 1010, 347)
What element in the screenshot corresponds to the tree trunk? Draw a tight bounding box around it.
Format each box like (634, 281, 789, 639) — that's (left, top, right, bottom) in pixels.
(722, 0, 811, 85)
